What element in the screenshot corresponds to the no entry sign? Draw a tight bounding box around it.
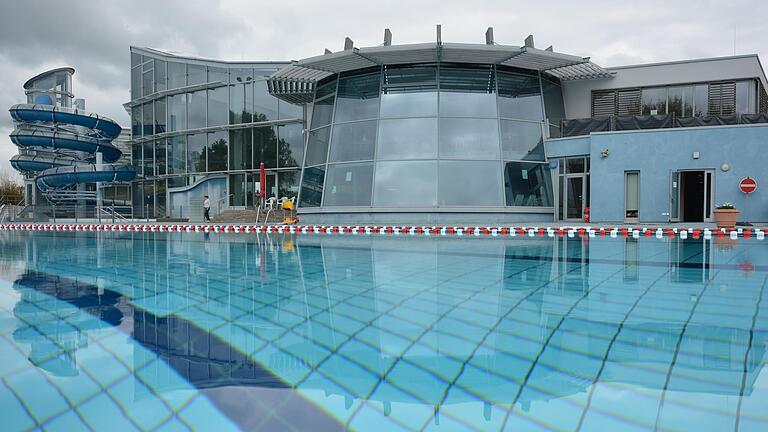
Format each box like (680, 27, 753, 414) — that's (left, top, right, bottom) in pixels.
(740, 177, 757, 194)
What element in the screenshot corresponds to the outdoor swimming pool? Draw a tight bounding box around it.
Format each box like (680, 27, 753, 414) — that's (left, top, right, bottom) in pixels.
(0, 230, 766, 431)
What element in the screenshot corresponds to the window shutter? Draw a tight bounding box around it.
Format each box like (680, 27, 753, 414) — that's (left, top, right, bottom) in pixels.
(591, 90, 616, 116)
(708, 82, 736, 115)
(617, 89, 641, 115)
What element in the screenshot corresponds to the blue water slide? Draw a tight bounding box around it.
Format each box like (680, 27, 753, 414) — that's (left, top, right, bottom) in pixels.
(35, 164, 136, 191)
(10, 104, 122, 138)
(10, 154, 75, 172)
(8, 103, 135, 196)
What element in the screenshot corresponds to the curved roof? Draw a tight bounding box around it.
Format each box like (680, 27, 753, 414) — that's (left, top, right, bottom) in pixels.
(23, 67, 75, 89)
(267, 42, 612, 103)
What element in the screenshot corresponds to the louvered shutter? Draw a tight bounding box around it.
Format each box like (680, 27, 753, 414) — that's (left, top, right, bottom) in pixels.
(591, 90, 615, 116)
(708, 82, 736, 115)
(617, 89, 641, 115)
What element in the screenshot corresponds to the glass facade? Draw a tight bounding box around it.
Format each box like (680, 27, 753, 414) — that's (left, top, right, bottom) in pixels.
(129, 49, 303, 218)
(298, 64, 557, 210)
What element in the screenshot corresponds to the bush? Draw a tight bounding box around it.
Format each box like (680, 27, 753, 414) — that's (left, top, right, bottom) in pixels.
(0, 172, 24, 205)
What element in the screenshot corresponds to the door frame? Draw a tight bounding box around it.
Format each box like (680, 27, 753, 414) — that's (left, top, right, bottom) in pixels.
(669, 169, 715, 223)
(562, 174, 586, 222)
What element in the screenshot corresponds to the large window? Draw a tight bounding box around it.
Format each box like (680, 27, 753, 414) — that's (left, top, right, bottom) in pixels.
(736, 80, 757, 114)
(439, 65, 497, 118)
(439, 118, 499, 159)
(168, 135, 186, 174)
(155, 140, 166, 176)
(300, 63, 554, 211)
(167, 62, 186, 89)
(305, 127, 330, 166)
(335, 71, 380, 122)
(187, 133, 206, 172)
(641, 87, 668, 115)
(277, 124, 304, 168)
(329, 120, 376, 162)
(207, 86, 228, 126)
(377, 118, 438, 160)
(229, 129, 252, 171)
(167, 94, 186, 132)
(142, 103, 153, 136)
(254, 126, 277, 168)
(504, 162, 553, 207)
(380, 65, 438, 118)
(373, 161, 438, 207)
(323, 163, 373, 206)
(253, 81, 278, 121)
(497, 71, 543, 121)
(500, 120, 544, 161)
(438, 161, 502, 206)
(667, 86, 693, 117)
(154, 98, 166, 134)
(187, 90, 206, 129)
(299, 166, 325, 207)
(154, 60, 166, 92)
(187, 64, 206, 86)
(207, 130, 228, 171)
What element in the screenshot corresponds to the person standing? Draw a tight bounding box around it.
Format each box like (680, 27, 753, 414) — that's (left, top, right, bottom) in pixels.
(203, 195, 211, 222)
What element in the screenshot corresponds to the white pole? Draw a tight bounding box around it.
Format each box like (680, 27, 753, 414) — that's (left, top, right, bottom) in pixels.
(96, 151, 103, 220)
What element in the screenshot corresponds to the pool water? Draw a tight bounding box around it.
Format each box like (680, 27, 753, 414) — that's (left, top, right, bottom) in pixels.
(0, 231, 766, 431)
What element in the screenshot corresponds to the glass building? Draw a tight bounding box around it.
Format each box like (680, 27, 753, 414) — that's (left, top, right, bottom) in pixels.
(127, 47, 304, 219)
(267, 40, 589, 223)
(130, 33, 768, 223)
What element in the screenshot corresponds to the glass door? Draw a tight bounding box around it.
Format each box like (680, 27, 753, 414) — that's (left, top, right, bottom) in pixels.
(564, 176, 584, 220)
(704, 170, 714, 222)
(669, 170, 680, 222)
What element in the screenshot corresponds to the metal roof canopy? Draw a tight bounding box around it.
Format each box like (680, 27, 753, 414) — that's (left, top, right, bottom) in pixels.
(267, 42, 613, 103)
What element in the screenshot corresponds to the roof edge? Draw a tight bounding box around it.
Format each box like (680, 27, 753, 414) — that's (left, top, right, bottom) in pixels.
(23, 67, 75, 89)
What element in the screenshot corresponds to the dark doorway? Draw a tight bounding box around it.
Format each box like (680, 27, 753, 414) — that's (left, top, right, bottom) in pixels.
(680, 171, 705, 222)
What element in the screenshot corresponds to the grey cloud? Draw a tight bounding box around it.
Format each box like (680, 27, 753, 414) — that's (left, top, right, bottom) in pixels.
(1, 0, 767, 178)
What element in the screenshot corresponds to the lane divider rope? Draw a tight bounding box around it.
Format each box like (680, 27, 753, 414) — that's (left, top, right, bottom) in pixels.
(0, 224, 763, 240)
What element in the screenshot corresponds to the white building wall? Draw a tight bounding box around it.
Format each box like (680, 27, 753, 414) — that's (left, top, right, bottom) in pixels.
(562, 55, 768, 119)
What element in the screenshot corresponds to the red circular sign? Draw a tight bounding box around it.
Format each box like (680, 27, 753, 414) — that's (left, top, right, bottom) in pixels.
(740, 177, 757, 194)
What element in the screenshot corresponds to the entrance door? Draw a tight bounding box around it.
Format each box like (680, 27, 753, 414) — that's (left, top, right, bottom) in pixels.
(670, 170, 714, 222)
(563, 175, 584, 220)
(564, 176, 584, 220)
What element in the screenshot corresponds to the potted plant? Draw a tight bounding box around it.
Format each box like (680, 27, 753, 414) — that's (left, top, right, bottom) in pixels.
(714, 202, 739, 229)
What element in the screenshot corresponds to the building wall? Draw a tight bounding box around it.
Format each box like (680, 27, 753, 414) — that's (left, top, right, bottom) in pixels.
(547, 124, 768, 223)
(562, 55, 768, 119)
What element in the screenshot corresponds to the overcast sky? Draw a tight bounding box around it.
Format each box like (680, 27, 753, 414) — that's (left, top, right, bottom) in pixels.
(1, 0, 766, 179)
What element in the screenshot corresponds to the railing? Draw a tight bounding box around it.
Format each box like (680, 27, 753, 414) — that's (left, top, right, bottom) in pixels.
(98, 205, 131, 223)
(560, 113, 768, 138)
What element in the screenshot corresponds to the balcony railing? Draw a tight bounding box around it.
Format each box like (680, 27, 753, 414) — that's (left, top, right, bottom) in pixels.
(560, 113, 768, 138)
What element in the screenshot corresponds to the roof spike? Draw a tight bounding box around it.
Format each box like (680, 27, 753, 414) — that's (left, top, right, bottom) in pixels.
(384, 28, 392, 46)
(524, 34, 535, 48)
(436, 24, 442, 44)
(344, 37, 353, 50)
(485, 27, 494, 45)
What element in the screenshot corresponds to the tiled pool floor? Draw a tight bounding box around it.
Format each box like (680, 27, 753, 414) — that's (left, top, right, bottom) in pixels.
(0, 231, 766, 431)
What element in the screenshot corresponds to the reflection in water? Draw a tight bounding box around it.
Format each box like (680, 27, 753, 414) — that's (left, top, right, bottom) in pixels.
(3, 230, 768, 430)
(12, 271, 123, 377)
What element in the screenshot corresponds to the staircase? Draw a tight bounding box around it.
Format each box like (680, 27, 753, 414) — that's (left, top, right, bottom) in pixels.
(213, 209, 287, 223)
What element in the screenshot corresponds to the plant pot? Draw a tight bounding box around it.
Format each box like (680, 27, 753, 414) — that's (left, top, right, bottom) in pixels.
(714, 208, 740, 229)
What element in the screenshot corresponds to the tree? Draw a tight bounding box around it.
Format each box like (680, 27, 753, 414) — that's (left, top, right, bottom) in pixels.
(0, 171, 24, 205)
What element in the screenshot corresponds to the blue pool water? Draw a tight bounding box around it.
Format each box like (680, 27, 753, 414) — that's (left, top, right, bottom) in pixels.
(0, 231, 766, 431)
